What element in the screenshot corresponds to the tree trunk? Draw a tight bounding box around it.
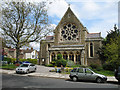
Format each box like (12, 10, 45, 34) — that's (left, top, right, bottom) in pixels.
(16, 46, 20, 63)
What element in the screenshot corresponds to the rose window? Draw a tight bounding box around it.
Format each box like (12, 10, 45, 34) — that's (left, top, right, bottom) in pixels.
(61, 23, 78, 41)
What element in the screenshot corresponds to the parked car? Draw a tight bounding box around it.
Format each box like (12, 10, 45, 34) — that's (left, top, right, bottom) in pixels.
(16, 63, 37, 74)
(114, 66, 120, 83)
(69, 67, 107, 83)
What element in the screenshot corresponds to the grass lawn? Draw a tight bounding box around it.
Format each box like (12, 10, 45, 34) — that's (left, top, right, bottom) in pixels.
(93, 69, 114, 76)
(0, 64, 18, 70)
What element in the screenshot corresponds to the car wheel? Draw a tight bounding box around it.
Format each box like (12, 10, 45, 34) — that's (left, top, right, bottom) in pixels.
(26, 69, 29, 74)
(34, 68, 36, 72)
(72, 76, 78, 82)
(96, 77, 103, 83)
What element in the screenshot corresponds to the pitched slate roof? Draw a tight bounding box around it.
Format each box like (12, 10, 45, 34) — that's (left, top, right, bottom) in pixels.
(87, 33, 101, 38)
(52, 45, 84, 48)
(46, 36, 54, 40)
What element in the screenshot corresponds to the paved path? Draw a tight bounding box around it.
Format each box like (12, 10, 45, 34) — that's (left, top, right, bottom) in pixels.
(0, 65, 118, 82)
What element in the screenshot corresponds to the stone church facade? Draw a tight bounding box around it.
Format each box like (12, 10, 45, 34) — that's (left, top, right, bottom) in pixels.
(40, 7, 102, 66)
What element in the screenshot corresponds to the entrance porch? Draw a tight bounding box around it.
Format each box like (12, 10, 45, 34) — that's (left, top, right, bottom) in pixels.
(48, 45, 87, 66)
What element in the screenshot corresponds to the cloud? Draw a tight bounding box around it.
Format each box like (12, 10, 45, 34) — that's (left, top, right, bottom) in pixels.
(49, 24, 57, 30)
(47, 24, 57, 36)
(66, 0, 119, 2)
(47, 1, 118, 38)
(48, 0, 68, 18)
(82, 1, 100, 12)
(30, 42, 40, 51)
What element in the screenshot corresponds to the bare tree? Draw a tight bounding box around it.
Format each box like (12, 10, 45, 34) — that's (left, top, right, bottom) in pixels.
(1, 1, 52, 62)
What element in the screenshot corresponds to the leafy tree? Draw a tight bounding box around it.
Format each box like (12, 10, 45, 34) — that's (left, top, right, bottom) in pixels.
(97, 24, 120, 69)
(1, 2, 52, 62)
(55, 54, 67, 67)
(57, 54, 62, 60)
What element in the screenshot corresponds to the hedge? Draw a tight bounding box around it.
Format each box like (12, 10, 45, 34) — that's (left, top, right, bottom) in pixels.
(3, 57, 38, 64)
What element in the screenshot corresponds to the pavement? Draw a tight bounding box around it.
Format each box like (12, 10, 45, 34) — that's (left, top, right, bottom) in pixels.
(0, 65, 118, 82)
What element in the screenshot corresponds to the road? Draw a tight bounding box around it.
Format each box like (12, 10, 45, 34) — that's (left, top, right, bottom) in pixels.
(2, 74, 120, 89)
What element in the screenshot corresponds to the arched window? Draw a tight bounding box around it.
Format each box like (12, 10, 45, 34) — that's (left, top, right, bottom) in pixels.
(69, 52, 74, 61)
(90, 43, 94, 57)
(76, 51, 81, 64)
(63, 52, 68, 60)
(51, 52, 55, 61)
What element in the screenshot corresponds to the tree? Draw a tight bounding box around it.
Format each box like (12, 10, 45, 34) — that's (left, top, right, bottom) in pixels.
(97, 24, 120, 69)
(55, 54, 67, 67)
(2, 38, 7, 48)
(1, 2, 52, 62)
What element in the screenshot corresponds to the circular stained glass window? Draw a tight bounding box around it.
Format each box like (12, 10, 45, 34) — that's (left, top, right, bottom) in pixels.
(61, 23, 78, 41)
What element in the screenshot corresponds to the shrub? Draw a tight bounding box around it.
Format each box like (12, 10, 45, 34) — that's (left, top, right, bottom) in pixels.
(96, 67, 103, 71)
(51, 61, 56, 66)
(11, 58, 16, 63)
(66, 60, 75, 67)
(65, 68, 69, 72)
(46, 64, 54, 67)
(19, 58, 38, 64)
(30, 59, 37, 64)
(57, 54, 62, 60)
(3, 58, 38, 64)
(90, 64, 98, 69)
(103, 63, 114, 71)
(55, 59, 67, 67)
(3, 57, 11, 64)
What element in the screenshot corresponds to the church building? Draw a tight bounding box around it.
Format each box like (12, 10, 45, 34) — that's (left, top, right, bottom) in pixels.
(40, 7, 103, 66)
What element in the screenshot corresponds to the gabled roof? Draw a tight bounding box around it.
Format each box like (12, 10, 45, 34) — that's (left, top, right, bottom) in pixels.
(9, 48, 16, 51)
(46, 36, 54, 40)
(55, 7, 85, 30)
(24, 50, 33, 53)
(87, 33, 101, 38)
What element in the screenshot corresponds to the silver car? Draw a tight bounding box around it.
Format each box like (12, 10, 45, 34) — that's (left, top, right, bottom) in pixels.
(69, 67, 107, 83)
(16, 63, 37, 74)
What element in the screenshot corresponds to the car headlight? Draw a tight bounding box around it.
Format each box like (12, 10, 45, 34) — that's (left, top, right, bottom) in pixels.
(101, 75, 106, 78)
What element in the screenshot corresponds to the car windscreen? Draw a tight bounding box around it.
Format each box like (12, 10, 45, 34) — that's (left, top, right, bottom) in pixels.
(20, 64, 29, 67)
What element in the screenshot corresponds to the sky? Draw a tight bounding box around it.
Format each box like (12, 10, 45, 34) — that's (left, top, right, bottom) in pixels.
(29, 0, 119, 51)
(47, 0, 118, 37)
(1, 0, 119, 51)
